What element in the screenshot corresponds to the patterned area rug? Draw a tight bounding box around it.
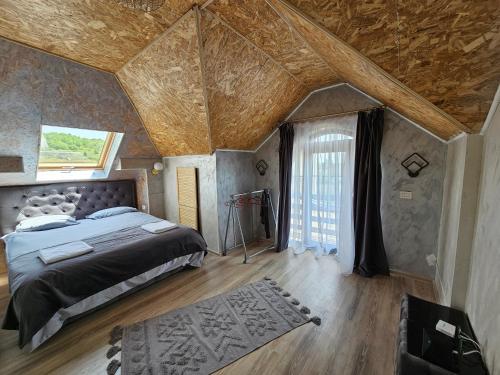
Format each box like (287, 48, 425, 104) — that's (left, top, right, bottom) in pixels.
(106, 277, 320, 375)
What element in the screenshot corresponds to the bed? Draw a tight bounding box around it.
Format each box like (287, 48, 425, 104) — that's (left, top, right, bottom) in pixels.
(0, 180, 207, 351)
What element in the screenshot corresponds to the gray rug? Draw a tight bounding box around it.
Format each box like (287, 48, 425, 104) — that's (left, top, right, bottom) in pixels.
(106, 277, 320, 375)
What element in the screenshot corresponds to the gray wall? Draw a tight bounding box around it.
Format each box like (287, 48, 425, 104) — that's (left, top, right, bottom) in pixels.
(465, 104, 500, 373)
(254, 131, 280, 240)
(0, 38, 162, 214)
(215, 151, 256, 251)
(163, 155, 219, 252)
(380, 111, 446, 278)
(0, 37, 158, 186)
(120, 158, 165, 219)
(258, 84, 446, 278)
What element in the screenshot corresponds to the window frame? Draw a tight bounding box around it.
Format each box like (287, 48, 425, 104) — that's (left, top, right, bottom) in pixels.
(38, 129, 116, 171)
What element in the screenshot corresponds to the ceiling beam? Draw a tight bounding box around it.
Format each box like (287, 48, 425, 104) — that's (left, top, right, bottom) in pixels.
(266, 0, 471, 140)
(195, 6, 215, 154)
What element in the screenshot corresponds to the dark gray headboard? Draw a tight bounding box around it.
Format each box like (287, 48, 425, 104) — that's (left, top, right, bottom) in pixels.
(0, 179, 137, 235)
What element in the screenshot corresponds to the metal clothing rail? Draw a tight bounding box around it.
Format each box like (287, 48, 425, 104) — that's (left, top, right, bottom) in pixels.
(223, 188, 277, 263)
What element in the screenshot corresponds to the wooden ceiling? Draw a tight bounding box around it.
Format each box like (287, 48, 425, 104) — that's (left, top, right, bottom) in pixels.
(283, 0, 500, 132)
(0, 0, 198, 72)
(201, 10, 308, 150)
(118, 11, 211, 156)
(0, 0, 498, 155)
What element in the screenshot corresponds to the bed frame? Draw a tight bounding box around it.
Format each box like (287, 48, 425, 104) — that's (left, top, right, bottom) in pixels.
(0, 179, 137, 235)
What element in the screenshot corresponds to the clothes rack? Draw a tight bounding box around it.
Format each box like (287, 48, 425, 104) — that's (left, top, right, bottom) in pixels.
(223, 188, 277, 263)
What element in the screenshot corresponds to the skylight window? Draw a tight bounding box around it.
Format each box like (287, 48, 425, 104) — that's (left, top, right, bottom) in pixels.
(38, 125, 116, 170)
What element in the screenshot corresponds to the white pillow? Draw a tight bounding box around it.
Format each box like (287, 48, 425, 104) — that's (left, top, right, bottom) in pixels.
(86, 206, 137, 219)
(16, 215, 78, 232)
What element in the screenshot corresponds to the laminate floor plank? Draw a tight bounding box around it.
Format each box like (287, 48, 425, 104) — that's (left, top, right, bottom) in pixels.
(0, 244, 435, 375)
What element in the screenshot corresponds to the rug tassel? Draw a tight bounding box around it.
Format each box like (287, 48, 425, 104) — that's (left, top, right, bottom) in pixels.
(264, 276, 272, 280)
(282, 291, 291, 297)
(300, 306, 311, 315)
(107, 359, 121, 375)
(273, 286, 283, 292)
(109, 325, 123, 345)
(106, 345, 122, 359)
(311, 316, 322, 326)
(290, 298, 300, 305)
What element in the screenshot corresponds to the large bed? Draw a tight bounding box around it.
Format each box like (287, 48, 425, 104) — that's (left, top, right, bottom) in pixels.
(0, 180, 207, 351)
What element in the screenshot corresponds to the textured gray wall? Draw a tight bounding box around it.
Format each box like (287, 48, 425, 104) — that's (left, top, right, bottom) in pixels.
(465, 106, 500, 373)
(254, 131, 280, 240)
(0, 37, 158, 186)
(289, 84, 375, 120)
(163, 155, 219, 252)
(381, 111, 446, 278)
(120, 158, 165, 219)
(256, 84, 446, 278)
(215, 151, 256, 252)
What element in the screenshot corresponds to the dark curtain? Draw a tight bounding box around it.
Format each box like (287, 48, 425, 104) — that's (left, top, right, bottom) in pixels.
(276, 123, 294, 252)
(353, 108, 390, 277)
(260, 190, 271, 239)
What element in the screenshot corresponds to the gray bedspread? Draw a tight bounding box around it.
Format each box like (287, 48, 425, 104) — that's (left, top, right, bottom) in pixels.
(1, 213, 207, 348)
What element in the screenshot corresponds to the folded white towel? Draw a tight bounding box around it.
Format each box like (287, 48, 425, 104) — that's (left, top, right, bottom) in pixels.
(141, 220, 177, 234)
(39, 241, 94, 264)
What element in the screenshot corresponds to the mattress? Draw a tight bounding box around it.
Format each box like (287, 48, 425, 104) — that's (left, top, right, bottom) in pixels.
(1, 211, 207, 350)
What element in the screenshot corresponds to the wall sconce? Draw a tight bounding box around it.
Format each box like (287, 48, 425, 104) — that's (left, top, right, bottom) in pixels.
(401, 153, 429, 177)
(256, 159, 268, 176)
(151, 161, 164, 176)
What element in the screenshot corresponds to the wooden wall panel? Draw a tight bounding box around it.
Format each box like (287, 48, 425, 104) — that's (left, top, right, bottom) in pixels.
(177, 167, 199, 230)
(117, 11, 211, 156)
(0, 0, 198, 72)
(284, 0, 500, 132)
(267, 0, 468, 140)
(200, 11, 307, 150)
(207, 0, 339, 90)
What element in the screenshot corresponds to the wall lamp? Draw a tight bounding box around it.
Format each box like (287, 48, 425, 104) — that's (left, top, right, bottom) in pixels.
(401, 153, 429, 177)
(152, 162, 164, 176)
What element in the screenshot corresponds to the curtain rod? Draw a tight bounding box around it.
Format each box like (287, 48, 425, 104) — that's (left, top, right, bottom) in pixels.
(282, 105, 386, 125)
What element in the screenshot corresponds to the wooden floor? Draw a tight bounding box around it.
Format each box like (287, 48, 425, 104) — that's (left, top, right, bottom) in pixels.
(0, 245, 435, 375)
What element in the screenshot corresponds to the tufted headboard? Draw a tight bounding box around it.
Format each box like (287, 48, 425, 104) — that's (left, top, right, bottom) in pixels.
(0, 180, 137, 235)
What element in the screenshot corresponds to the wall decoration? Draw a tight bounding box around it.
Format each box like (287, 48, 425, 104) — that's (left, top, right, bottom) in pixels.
(401, 153, 429, 177)
(256, 160, 269, 176)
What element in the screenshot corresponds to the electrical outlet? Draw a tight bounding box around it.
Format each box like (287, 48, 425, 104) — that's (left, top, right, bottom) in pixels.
(400, 191, 413, 200)
(141, 204, 147, 211)
(426, 254, 437, 267)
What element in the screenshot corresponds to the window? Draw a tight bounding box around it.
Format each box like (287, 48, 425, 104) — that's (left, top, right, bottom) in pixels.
(289, 116, 357, 273)
(38, 125, 116, 170)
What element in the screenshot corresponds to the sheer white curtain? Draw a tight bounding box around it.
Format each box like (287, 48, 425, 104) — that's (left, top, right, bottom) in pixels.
(289, 115, 357, 274)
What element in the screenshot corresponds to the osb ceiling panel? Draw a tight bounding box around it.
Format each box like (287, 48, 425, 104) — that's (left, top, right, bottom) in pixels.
(200, 10, 307, 150)
(267, 0, 468, 140)
(117, 11, 211, 156)
(283, 0, 500, 132)
(0, 0, 198, 72)
(206, 0, 339, 90)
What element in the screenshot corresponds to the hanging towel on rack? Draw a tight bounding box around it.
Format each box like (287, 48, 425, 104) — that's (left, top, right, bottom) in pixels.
(260, 191, 271, 239)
